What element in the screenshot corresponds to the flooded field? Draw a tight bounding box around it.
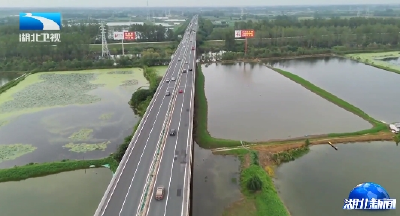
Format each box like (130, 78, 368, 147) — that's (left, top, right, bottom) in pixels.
(0, 69, 147, 168)
(271, 57, 400, 122)
(274, 141, 400, 216)
(192, 142, 241, 216)
(0, 168, 112, 216)
(202, 63, 370, 141)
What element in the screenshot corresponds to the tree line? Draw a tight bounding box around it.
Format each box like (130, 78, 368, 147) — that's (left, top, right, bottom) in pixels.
(0, 19, 181, 72)
(196, 16, 400, 60)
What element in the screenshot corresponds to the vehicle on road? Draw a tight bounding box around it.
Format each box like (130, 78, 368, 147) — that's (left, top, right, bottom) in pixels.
(178, 58, 181, 61)
(189, 68, 192, 71)
(155, 186, 165, 200)
(192, 47, 195, 50)
(165, 91, 170, 96)
(165, 79, 170, 83)
(179, 89, 183, 93)
(170, 129, 176, 136)
(171, 77, 176, 81)
(185, 61, 188, 64)
(183, 69, 187, 73)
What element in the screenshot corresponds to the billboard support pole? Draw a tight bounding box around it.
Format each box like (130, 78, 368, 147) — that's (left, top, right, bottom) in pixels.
(122, 39, 125, 55)
(244, 37, 248, 55)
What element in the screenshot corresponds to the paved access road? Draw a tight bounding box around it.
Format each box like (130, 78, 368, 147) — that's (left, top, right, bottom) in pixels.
(145, 18, 197, 216)
(98, 18, 197, 216)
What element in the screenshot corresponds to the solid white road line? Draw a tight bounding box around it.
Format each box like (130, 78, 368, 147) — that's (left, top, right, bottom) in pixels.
(117, 49, 185, 216)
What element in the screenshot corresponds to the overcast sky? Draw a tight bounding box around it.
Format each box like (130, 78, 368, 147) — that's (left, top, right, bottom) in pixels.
(1, 0, 398, 7)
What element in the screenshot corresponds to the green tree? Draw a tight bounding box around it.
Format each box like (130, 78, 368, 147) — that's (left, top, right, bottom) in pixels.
(247, 175, 263, 191)
(305, 139, 310, 147)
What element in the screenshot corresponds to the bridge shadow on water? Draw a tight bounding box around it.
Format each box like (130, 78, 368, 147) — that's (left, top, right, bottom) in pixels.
(191, 142, 241, 216)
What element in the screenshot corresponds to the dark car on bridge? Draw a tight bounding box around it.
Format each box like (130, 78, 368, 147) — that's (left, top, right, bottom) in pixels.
(189, 68, 192, 71)
(169, 129, 176, 136)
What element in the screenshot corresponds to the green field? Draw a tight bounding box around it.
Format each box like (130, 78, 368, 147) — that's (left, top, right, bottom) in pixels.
(346, 51, 400, 72)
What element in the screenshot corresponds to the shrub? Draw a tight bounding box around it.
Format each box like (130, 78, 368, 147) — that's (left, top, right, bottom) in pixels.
(247, 174, 263, 191)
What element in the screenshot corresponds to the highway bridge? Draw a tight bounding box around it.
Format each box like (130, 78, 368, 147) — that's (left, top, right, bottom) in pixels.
(94, 16, 197, 216)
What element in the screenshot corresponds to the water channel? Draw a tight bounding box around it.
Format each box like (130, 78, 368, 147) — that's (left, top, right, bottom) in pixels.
(381, 56, 400, 66)
(275, 141, 399, 216)
(0, 168, 112, 216)
(202, 63, 370, 141)
(192, 142, 241, 216)
(271, 57, 400, 122)
(0, 72, 24, 87)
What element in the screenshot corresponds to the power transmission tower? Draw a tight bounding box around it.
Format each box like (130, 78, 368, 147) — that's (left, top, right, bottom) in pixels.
(147, 1, 150, 21)
(100, 22, 110, 58)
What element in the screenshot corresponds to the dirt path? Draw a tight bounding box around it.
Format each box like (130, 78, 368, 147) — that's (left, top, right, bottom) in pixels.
(212, 131, 394, 154)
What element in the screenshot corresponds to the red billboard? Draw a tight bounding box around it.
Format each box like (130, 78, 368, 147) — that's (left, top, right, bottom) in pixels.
(124, 32, 136, 40)
(234, 29, 255, 38)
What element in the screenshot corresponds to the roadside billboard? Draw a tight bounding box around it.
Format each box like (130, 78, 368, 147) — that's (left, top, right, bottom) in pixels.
(113, 32, 124, 40)
(234, 29, 255, 38)
(124, 32, 136, 40)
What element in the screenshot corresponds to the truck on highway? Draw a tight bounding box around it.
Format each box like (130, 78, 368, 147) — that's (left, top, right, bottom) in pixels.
(155, 186, 165, 200)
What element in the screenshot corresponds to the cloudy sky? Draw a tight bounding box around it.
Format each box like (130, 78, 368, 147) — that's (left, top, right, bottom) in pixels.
(1, 0, 398, 7)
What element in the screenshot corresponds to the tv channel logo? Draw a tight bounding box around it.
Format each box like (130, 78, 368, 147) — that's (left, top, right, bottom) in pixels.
(19, 13, 61, 31)
(343, 182, 396, 210)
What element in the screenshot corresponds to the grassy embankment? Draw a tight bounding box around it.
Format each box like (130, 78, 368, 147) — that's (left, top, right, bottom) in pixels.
(0, 157, 118, 183)
(271, 68, 387, 137)
(0, 67, 161, 182)
(220, 144, 309, 216)
(344, 51, 400, 74)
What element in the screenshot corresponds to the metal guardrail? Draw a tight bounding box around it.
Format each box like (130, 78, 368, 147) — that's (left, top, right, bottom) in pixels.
(136, 46, 190, 216)
(93, 29, 190, 216)
(182, 51, 196, 216)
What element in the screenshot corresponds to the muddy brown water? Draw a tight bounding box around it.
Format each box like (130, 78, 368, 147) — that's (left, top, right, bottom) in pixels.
(202, 63, 370, 141)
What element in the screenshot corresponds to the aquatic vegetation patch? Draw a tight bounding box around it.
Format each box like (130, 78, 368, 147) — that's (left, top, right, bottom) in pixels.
(68, 128, 93, 141)
(150, 66, 168, 77)
(107, 71, 133, 74)
(120, 79, 139, 87)
(0, 120, 10, 128)
(346, 52, 400, 73)
(0, 144, 37, 162)
(63, 141, 111, 152)
(0, 73, 104, 113)
(99, 113, 114, 121)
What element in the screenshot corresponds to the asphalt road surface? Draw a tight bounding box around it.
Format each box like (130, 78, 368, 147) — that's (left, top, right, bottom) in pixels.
(99, 18, 197, 216)
(145, 27, 197, 216)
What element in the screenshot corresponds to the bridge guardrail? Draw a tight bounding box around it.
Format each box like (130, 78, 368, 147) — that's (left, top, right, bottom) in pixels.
(181, 50, 196, 216)
(94, 34, 188, 216)
(136, 42, 190, 216)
